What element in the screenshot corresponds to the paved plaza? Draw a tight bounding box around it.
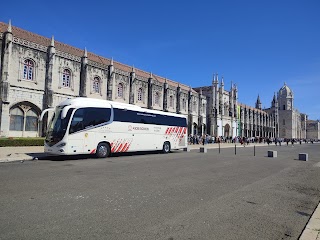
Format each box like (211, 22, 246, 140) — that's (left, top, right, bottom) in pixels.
(0, 143, 319, 239)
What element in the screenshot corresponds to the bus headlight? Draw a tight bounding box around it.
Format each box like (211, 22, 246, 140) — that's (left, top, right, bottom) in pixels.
(56, 142, 66, 148)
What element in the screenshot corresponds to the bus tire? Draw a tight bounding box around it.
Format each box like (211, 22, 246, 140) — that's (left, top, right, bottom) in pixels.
(162, 141, 171, 154)
(96, 143, 110, 158)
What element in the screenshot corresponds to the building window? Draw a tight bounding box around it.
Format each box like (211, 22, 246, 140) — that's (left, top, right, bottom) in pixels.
(202, 103, 205, 114)
(182, 99, 186, 111)
(154, 92, 160, 105)
(137, 88, 143, 101)
(117, 83, 123, 98)
(62, 69, 71, 88)
(92, 77, 100, 93)
(193, 101, 197, 112)
(26, 109, 38, 131)
(23, 59, 34, 80)
(169, 95, 173, 108)
(283, 105, 286, 110)
(10, 107, 24, 131)
(9, 106, 38, 132)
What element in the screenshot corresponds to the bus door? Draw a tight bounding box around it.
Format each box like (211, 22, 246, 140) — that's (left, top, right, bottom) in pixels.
(68, 108, 85, 154)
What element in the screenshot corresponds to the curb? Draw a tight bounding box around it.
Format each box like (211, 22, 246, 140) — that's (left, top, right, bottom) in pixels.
(299, 202, 320, 240)
(0, 152, 48, 163)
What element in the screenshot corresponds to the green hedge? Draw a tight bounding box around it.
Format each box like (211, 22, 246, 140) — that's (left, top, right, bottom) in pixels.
(0, 137, 45, 147)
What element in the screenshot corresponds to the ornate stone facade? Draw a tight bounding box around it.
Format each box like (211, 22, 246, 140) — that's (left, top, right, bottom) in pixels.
(0, 21, 205, 137)
(0, 21, 316, 139)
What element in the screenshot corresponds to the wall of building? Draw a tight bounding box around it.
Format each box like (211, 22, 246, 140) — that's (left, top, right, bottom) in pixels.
(306, 121, 320, 139)
(0, 22, 313, 140)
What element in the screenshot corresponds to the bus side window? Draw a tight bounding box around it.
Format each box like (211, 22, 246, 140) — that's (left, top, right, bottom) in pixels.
(83, 108, 111, 129)
(69, 109, 84, 134)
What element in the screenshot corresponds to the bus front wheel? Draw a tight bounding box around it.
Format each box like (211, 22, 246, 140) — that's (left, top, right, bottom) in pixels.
(96, 143, 110, 158)
(162, 142, 171, 153)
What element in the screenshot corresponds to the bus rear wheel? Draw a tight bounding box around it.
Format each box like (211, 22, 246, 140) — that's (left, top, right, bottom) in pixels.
(162, 142, 171, 154)
(96, 143, 110, 158)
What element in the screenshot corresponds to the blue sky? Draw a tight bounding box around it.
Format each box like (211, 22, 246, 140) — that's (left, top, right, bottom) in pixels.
(1, 0, 320, 120)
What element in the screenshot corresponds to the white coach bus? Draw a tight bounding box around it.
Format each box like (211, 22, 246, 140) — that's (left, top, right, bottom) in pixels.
(40, 98, 188, 158)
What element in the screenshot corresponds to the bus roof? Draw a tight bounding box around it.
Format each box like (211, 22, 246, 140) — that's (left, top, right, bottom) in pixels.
(58, 97, 187, 119)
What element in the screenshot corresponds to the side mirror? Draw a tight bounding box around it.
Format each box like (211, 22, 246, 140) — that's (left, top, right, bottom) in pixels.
(40, 108, 54, 121)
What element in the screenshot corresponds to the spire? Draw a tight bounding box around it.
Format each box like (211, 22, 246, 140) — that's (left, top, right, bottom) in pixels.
(50, 35, 55, 47)
(221, 76, 224, 86)
(256, 94, 262, 109)
(215, 73, 219, 83)
(7, 19, 12, 33)
(257, 94, 261, 104)
(83, 47, 87, 57)
(132, 65, 135, 72)
(150, 72, 153, 78)
(110, 57, 114, 65)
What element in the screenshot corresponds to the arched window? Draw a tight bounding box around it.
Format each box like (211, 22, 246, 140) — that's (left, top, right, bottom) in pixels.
(10, 107, 24, 131)
(202, 103, 205, 114)
(92, 77, 100, 93)
(26, 109, 38, 131)
(193, 101, 197, 112)
(23, 59, 34, 80)
(137, 88, 143, 101)
(154, 92, 160, 105)
(117, 83, 123, 98)
(9, 106, 39, 132)
(169, 95, 173, 108)
(182, 99, 186, 111)
(62, 69, 71, 88)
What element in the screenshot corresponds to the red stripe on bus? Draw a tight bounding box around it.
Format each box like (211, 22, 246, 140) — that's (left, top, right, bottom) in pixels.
(90, 149, 96, 154)
(111, 143, 117, 152)
(115, 143, 123, 153)
(119, 142, 127, 152)
(124, 143, 131, 152)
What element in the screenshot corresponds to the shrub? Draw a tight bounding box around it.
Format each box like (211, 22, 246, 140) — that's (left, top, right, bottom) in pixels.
(0, 137, 45, 147)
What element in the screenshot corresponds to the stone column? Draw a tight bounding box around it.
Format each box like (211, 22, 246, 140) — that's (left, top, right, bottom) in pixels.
(0, 22, 13, 136)
(80, 48, 88, 97)
(163, 81, 168, 111)
(107, 58, 114, 100)
(42, 36, 56, 136)
(176, 84, 181, 114)
(147, 74, 153, 109)
(129, 66, 135, 104)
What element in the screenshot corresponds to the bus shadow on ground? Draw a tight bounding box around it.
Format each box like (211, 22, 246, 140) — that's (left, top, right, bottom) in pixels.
(32, 150, 180, 161)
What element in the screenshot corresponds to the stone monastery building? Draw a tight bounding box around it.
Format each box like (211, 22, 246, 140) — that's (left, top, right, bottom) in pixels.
(0, 21, 318, 139)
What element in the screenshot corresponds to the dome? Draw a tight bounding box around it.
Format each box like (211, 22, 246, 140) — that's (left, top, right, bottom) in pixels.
(278, 83, 293, 98)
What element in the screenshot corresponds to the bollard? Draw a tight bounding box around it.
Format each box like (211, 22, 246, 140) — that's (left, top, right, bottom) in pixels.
(254, 145, 256, 156)
(219, 142, 221, 154)
(235, 144, 237, 155)
(200, 146, 207, 153)
(298, 153, 308, 161)
(268, 150, 277, 158)
(183, 146, 191, 152)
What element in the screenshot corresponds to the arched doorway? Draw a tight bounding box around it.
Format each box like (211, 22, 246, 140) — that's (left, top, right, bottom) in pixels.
(193, 122, 198, 135)
(224, 123, 230, 137)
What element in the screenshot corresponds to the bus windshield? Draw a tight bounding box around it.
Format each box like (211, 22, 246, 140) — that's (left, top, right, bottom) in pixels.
(45, 107, 72, 146)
